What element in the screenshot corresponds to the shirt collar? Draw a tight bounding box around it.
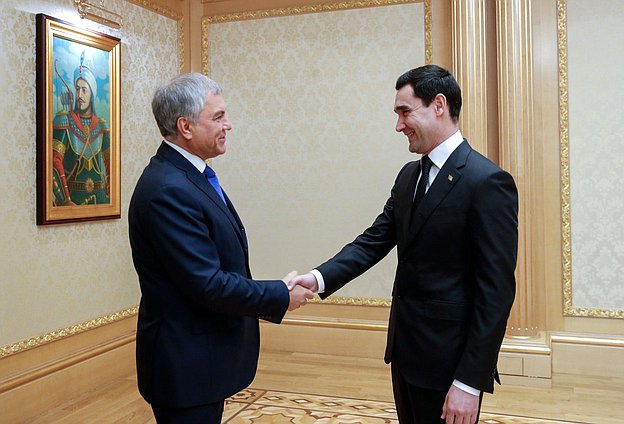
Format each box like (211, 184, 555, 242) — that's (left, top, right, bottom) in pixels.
(163, 139, 207, 173)
(427, 129, 463, 170)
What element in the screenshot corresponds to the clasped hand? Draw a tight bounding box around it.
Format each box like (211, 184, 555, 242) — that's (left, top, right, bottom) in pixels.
(281, 271, 319, 311)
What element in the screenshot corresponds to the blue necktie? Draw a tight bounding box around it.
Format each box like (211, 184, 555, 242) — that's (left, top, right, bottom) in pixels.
(203, 165, 226, 205)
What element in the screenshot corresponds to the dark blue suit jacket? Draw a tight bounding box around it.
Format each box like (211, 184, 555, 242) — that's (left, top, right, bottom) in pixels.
(129, 142, 289, 407)
(317, 140, 518, 393)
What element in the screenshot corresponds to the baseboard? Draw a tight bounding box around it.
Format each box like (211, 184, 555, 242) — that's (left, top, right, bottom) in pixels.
(3, 303, 622, 423)
(498, 333, 552, 383)
(0, 315, 137, 423)
(261, 304, 390, 359)
(551, 332, 624, 378)
(263, 310, 556, 389)
(269, 307, 624, 385)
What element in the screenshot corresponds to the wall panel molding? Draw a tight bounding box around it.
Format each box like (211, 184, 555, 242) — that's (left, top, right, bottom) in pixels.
(202, 0, 431, 75)
(0, 315, 136, 423)
(0, 307, 137, 359)
(558, 0, 624, 319)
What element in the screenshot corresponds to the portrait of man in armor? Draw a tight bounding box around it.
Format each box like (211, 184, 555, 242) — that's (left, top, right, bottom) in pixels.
(36, 15, 120, 224)
(51, 45, 110, 206)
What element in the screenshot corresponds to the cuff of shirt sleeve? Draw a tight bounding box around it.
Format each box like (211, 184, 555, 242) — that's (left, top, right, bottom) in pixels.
(452, 379, 480, 396)
(310, 269, 325, 293)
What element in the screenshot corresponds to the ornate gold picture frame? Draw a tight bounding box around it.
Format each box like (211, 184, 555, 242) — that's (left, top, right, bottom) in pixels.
(36, 14, 121, 225)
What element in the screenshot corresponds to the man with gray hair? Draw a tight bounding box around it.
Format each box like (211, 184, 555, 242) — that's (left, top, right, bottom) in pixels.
(129, 73, 313, 423)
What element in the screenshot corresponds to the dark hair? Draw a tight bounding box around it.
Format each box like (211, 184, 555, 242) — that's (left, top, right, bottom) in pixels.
(395, 65, 462, 120)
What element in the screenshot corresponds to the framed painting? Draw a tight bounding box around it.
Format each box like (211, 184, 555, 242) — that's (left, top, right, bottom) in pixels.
(36, 14, 121, 225)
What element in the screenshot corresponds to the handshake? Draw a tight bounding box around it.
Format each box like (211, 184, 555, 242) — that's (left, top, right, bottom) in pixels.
(281, 271, 319, 311)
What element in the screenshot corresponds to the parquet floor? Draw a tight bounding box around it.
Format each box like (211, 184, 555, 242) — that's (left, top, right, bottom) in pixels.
(23, 351, 624, 423)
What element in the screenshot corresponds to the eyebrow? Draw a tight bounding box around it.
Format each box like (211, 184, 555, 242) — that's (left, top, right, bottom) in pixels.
(394, 104, 411, 114)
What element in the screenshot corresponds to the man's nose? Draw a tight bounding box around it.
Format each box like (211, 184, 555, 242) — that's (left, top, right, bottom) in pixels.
(396, 119, 405, 133)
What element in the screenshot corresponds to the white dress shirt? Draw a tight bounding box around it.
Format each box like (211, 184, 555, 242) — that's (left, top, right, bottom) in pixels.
(416, 129, 464, 195)
(163, 139, 209, 174)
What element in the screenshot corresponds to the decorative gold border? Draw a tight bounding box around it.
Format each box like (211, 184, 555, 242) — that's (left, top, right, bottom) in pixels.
(202, 0, 431, 75)
(126, 0, 185, 72)
(0, 307, 137, 359)
(0, 297, 390, 358)
(558, 0, 623, 319)
(310, 296, 391, 307)
(424, 0, 432, 64)
(281, 317, 388, 331)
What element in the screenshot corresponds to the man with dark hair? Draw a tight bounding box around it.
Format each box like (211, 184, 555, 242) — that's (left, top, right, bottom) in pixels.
(129, 73, 314, 423)
(290, 64, 518, 423)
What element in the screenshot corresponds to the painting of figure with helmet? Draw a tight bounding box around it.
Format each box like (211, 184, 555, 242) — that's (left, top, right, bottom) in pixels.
(36, 14, 120, 224)
(51, 40, 111, 206)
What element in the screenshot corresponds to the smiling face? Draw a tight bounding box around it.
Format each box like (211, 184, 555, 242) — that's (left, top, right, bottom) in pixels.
(184, 92, 232, 160)
(393, 85, 440, 155)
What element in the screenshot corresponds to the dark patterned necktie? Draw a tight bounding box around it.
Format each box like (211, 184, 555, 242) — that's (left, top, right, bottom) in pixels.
(413, 155, 432, 208)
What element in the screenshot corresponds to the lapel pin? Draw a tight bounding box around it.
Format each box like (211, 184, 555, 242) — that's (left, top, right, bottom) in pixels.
(447, 174, 454, 182)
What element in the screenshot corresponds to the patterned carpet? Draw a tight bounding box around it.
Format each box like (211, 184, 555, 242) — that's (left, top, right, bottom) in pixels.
(223, 388, 575, 423)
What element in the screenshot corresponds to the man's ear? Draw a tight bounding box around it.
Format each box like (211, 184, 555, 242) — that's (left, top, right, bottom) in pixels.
(177, 117, 193, 140)
(433, 93, 447, 116)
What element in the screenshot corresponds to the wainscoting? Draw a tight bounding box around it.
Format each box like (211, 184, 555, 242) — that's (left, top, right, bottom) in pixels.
(2, 304, 624, 423)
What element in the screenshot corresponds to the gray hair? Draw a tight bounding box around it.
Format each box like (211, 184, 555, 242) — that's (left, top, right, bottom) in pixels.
(152, 73, 223, 139)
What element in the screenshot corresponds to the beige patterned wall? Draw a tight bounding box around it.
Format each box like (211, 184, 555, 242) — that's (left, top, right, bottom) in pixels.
(567, 0, 624, 311)
(0, 0, 178, 346)
(208, 3, 424, 299)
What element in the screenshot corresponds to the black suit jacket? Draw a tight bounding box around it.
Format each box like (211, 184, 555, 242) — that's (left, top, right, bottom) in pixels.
(128, 142, 289, 408)
(317, 140, 518, 393)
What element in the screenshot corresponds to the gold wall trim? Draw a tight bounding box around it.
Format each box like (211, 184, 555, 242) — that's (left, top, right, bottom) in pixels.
(281, 317, 388, 331)
(126, 0, 182, 20)
(202, 0, 430, 75)
(551, 333, 624, 348)
(424, 0, 432, 64)
(0, 307, 137, 359)
(204, 0, 422, 23)
(310, 296, 391, 307)
(202, 15, 209, 75)
(557, 0, 623, 319)
(125, 0, 185, 72)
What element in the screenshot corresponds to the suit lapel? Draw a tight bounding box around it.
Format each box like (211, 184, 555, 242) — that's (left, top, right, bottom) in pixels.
(398, 162, 420, 247)
(400, 140, 471, 255)
(157, 143, 247, 248)
(223, 191, 249, 252)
